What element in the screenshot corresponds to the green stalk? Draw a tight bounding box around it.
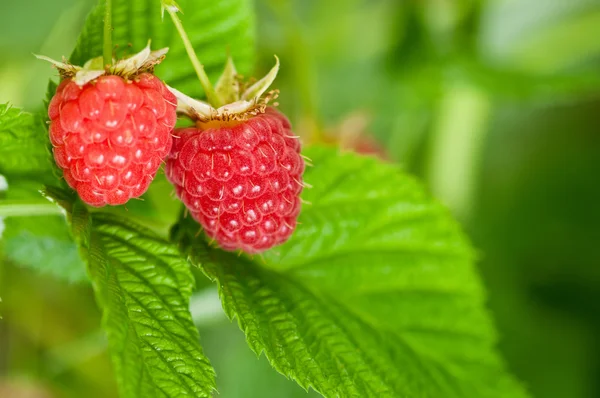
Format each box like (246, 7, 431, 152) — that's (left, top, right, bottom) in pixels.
(164, 5, 221, 107)
(0, 201, 64, 217)
(103, 0, 112, 67)
(427, 83, 490, 221)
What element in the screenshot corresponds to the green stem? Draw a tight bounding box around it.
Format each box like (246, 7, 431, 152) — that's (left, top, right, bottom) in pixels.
(103, 0, 112, 67)
(427, 83, 490, 221)
(0, 201, 64, 217)
(165, 7, 221, 107)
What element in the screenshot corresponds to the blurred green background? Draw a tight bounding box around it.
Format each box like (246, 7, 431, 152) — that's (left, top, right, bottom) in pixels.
(1, 0, 600, 397)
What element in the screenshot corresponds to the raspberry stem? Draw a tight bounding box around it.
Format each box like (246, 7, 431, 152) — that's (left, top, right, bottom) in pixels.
(162, 1, 222, 107)
(103, 0, 112, 68)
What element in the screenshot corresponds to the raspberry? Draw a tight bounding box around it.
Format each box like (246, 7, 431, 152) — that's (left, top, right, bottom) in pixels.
(48, 73, 177, 206)
(166, 107, 304, 253)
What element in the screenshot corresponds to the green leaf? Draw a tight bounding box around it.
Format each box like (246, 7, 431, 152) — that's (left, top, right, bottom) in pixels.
(0, 105, 79, 282)
(0, 103, 55, 182)
(70, 0, 256, 99)
(480, 0, 600, 74)
(45, 188, 216, 397)
(173, 146, 529, 398)
(511, 9, 600, 73)
(2, 203, 87, 283)
(458, 61, 600, 104)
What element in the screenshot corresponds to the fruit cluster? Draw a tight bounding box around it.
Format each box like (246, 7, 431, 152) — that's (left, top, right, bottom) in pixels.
(42, 46, 304, 253)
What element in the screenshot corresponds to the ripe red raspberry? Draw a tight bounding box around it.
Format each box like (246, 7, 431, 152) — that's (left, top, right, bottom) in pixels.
(48, 73, 177, 206)
(166, 107, 304, 253)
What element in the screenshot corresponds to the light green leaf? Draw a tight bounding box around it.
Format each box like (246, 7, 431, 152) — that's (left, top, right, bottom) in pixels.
(70, 0, 255, 99)
(480, 0, 600, 74)
(1, 197, 87, 282)
(174, 146, 529, 398)
(510, 9, 600, 73)
(45, 188, 216, 397)
(0, 103, 55, 181)
(0, 107, 78, 282)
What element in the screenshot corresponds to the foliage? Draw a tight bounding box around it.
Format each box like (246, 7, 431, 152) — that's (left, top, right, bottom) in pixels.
(41, 187, 216, 397)
(0, 104, 85, 282)
(70, 0, 255, 99)
(8, 0, 600, 396)
(0, 103, 54, 180)
(173, 146, 528, 397)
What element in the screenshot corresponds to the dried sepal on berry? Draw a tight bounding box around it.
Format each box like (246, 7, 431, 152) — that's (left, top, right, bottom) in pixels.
(167, 56, 280, 123)
(214, 56, 240, 104)
(35, 42, 168, 86)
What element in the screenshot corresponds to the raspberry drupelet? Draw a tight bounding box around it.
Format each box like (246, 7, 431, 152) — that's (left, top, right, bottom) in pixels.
(166, 107, 304, 254)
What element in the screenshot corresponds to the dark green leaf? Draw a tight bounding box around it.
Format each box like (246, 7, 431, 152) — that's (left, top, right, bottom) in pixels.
(70, 0, 256, 99)
(174, 146, 529, 398)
